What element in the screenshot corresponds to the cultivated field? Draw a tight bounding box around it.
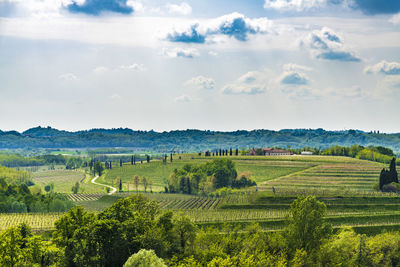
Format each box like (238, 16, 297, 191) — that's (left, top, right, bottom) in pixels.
(3, 154, 399, 234)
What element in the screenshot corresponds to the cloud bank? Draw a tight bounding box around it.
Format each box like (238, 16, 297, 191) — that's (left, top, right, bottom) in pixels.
(166, 12, 273, 44)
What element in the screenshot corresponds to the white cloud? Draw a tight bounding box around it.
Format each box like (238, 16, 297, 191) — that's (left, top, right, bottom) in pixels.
(279, 71, 309, 85)
(301, 27, 361, 62)
(208, 51, 218, 56)
(264, 0, 328, 11)
(282, 63, 312, 72)
(162, 47, 200, 58)
(117, 63, 146, 71)
(364, 61, 400, 75)
(278, 64, 312, 86)
(59, 72, 78, 81)
(175, 94, 192, 102)
(166, 2, 192, 15)
(222, 71, 268, 95)
(166, 12, 274, 43)
(92, 66, 109, 74)
(184, 76, 215, 90)
(390, 13, 400, 25)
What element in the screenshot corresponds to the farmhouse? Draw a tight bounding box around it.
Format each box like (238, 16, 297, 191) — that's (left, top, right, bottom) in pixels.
(249, 148, 293, 156)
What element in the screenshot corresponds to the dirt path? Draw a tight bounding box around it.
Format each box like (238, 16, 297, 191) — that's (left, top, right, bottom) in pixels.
(91, 175, 117, 195)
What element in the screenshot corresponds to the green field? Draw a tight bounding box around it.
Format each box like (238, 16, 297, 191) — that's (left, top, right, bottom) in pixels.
(100, 154, 315, 191)
(32, 169, 103, 194)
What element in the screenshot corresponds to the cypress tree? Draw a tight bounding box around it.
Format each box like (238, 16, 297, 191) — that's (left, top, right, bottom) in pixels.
(390, 158, 398, 183)
(170, 153, 173, 162)
(109, 161, 112, 169)
(230, 148, 233, 156)
(187, 177, 192, 194)
(235, 148, 239, 156)
(120, 159, 122, 167)
(119, 179, 122, 192)
(131, 156, 134, 165)
(379, 168, 391, 190)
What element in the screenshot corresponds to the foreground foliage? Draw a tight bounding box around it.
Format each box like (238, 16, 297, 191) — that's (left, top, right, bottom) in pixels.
(3, 195, 400, 266)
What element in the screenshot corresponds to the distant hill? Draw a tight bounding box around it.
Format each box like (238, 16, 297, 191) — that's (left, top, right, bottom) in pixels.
(0, 127, 398, 153)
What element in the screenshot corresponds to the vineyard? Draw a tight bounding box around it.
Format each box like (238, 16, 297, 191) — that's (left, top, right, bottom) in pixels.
(1, 154, 399, 234)
(0, 213, 62, 231)
(67, 193, 105, 202)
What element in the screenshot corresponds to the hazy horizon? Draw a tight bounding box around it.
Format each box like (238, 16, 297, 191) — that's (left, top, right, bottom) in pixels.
(3, 125, 398, 134)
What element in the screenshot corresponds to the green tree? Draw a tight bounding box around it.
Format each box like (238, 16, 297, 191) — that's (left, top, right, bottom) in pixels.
(93, 161, 104, 176)
(142, 177, 148, 193)
(52, 206, 96, 266)
(134, 175, 140, 192)
(284, 196, 332, 257)
(71, 182, 80, 194)
(390, 158, 398, 183)
(123, 249, 166, 267)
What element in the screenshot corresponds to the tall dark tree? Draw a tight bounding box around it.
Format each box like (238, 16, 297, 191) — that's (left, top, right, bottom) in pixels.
(119, 179, 123, 192)
(120, 159, 122, 167)
(390, 158, 398, 183)
(109, 161, 112, 169)
(379, 168, 390, 190)
(131, 156, 134, 165)
(146, 155, 150, 163)
(170, 153, 173, 162)
(235, 148, 239, 156)
(229, 148, 232, 156)
(186, 177, 191, 195)
(133, 156, 136, 165)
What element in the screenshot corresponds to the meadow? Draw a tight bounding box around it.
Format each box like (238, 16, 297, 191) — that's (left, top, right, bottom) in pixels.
(32, 169, 104, 194)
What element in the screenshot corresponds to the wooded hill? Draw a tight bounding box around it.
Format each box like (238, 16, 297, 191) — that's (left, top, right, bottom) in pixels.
(0, 126, 399, 153)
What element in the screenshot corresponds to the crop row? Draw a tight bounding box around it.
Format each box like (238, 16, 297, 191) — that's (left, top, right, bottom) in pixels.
(67, 193, 105, 202)
(0, 213, 62, 231)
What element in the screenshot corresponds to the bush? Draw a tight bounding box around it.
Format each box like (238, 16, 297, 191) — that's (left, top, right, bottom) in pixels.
(382, 183, 398, 193)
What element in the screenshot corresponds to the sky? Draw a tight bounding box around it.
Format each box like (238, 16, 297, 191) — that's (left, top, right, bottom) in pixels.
(0, 0, 400, 133)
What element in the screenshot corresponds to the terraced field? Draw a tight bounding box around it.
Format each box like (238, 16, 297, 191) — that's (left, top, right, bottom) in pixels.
(261, 158, 383, 193)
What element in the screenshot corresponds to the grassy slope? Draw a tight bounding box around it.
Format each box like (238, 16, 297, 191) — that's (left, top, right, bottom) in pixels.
(32, 170, 103, 194)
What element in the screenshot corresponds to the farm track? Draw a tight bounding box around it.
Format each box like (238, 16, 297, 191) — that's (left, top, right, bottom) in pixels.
(91, 175, 117, 195)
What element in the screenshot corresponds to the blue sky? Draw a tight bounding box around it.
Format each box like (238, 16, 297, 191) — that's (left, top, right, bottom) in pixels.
(0, 0, 400, 132)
